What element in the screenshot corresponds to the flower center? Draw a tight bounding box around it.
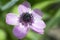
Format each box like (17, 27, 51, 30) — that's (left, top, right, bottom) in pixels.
(20, 13, 33, 23)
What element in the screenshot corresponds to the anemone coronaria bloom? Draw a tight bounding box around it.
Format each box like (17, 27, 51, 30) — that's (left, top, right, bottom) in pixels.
(6, 1, 46, 39)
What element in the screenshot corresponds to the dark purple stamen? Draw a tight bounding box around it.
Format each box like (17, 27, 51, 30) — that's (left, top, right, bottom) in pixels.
(20, 13, 33, 23)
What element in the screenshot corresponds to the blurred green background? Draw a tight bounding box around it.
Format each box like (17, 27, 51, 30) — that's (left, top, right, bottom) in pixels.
(0, 0, 60, 40)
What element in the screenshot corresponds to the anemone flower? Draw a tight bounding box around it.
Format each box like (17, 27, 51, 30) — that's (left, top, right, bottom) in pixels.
(6, 1, 46, 39)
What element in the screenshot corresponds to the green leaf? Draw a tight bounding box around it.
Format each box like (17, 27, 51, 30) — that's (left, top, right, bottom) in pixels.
(11, 5, 19, 15)
(45, 9, 60, 33)
(25, 30, 43, 40)
(1, 0, 19, 11)
(32, 1, 60, 10)
(0, 29, 7, 40)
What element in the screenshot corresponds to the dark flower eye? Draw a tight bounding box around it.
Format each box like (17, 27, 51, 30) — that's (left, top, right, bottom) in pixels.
(21, 13, 32, 22)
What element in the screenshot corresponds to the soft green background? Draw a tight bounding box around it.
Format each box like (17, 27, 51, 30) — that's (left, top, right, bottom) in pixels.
(0, 0, 60, 40)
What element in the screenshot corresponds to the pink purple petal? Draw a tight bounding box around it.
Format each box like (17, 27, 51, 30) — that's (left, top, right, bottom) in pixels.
(22, 1, 31, 8)
(30, 20, 46, 34)
(6, 13, 19, 25)
(32, 10, 42, 19)
(18, 1, 31, 14)
(33, 9, 43, 17)
(13, 23, 29, 39)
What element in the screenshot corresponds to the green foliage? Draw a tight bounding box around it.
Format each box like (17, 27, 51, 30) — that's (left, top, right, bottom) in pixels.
(0, 29, 6, 40)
